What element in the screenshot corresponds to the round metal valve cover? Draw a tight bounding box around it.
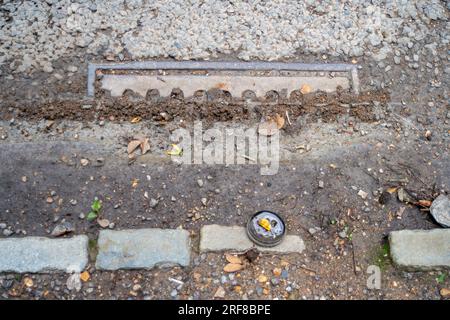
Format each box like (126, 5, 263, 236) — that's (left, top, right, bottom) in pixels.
(246, 211, 286, 247)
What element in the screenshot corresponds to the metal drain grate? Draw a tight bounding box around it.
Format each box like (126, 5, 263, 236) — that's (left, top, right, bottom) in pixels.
(87, 61, 360, 98)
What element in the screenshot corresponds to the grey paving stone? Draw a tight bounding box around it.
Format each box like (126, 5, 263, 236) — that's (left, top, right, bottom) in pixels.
(0, 235, 88, 273)
(96, 228, 191, 270)
(389, 229, 450, 271)
(199, 224, 305, 254)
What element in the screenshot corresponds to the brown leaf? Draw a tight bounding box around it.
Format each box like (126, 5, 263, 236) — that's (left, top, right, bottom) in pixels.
(386, 187, 398, 194)
(127, 140, 141, 154)
(300, 84, 311, 94)
(80, 271, 90, 282)
(223, 263, 244, 273)
(23, 277, 34, 288)
(441, 288, 450, 298)
(131, 116, 142, 123)
(273, 267, 282, 276)
(214, 286, 226, 299)
(417, 199, 432, 207)
(225, 254, 242, 264)
(140, 138, 150, 155)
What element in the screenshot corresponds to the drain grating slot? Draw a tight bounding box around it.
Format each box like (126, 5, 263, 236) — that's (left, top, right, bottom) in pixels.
(87, 61, 360, 98)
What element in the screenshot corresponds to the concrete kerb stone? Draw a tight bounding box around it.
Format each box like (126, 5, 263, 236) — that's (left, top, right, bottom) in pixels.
(199, 224, 305, 254)
(0, 225, 307, 274)
(95, 228, 191, 270)
(0, 235, 89, 273)
(389, 229, 450, 271)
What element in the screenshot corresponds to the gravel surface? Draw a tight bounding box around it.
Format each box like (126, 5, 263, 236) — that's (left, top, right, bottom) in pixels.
(0, 0, 449, 73)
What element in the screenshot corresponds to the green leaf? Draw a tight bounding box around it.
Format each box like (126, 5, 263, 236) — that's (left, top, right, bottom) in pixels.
(87, 211, 98, 221)
(436, 273, 446, 284)
(166, 144, 183, 156)
(91, 199, 102, 212)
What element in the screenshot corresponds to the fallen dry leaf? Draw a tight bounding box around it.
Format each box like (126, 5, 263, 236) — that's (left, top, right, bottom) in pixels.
(8, 289, 19, 297)
(440, 288, 450, 298)
(127, 140, 141, 154)
(214, 286, 226, 299)
(131, 116, 142, 123)
(140, 138, 150, 155)
(131, 179, 139, 188)
(300, 84, 312, 94)
(80, 271, 90, 282)
(225, 253, 243, 265)
(223, 263, 244, 273)
(273, 267, 282, 276)
(23, 277, 33, 288)
(387, 187, 398, 194)
(416, 199, 432, 207)
(97, 218, 110, 228)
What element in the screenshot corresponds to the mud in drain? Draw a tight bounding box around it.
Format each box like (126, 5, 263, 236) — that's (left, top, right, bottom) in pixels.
(7, 89, 390, 126)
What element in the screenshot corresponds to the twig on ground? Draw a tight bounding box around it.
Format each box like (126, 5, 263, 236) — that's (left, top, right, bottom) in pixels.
(285, 110, 292, 126)
(299, 264, 317, 274)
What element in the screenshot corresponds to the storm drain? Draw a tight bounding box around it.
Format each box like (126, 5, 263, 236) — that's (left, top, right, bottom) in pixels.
(87, 61, 360, 98)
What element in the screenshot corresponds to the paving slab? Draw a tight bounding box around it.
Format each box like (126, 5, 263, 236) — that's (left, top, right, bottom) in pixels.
(0, 235, 88, 273)
(389, 229, 450, 271)
(96, 228, 191, 270)
(199, 224, 305, 253)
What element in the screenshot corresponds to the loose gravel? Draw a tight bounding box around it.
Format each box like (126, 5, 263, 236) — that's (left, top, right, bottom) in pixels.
(0, 0, 448, 73)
